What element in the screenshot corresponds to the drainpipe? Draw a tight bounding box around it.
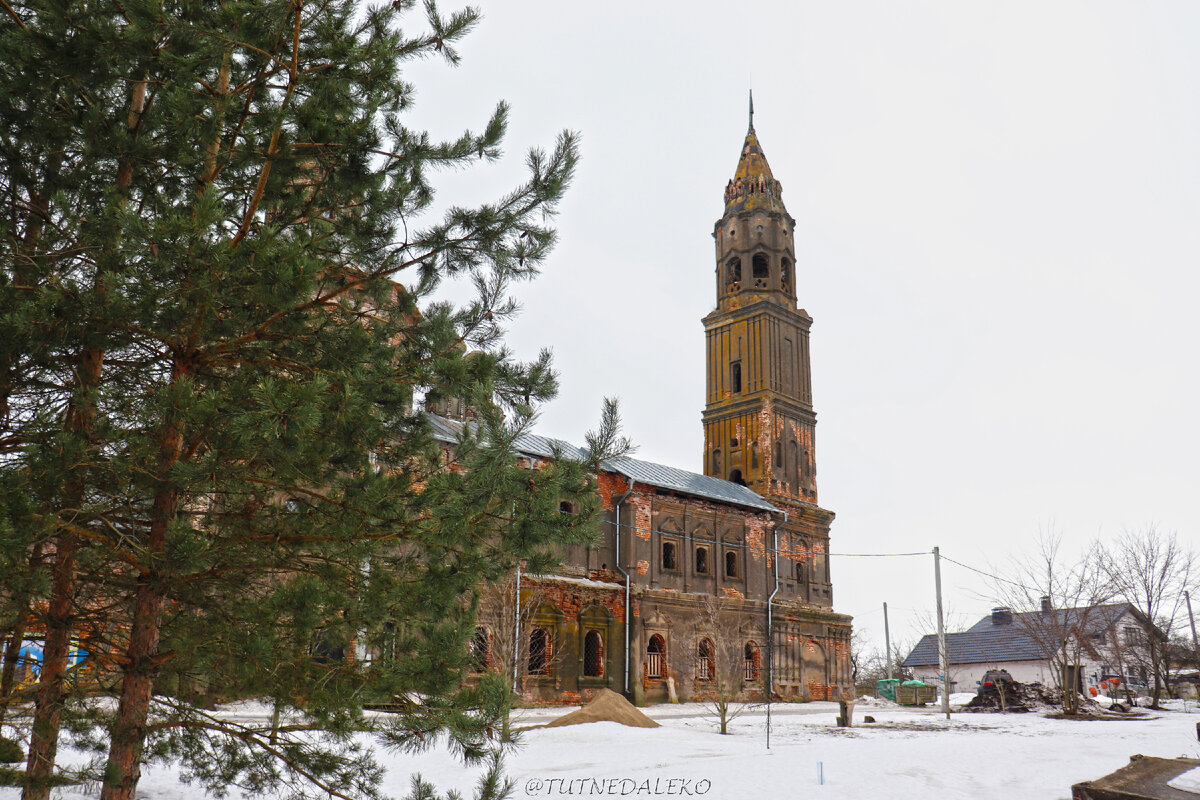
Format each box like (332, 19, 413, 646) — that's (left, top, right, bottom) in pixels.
(766, 510, 786, 748)
(512, 456, 537, 694)
(512, 559, 521, 693)
(613, 475, 635, 695)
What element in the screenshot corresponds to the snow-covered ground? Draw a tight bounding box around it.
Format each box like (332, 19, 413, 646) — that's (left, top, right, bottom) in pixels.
(4, 698, 1199, 800)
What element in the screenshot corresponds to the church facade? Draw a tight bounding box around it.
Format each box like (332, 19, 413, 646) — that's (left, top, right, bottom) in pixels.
(454, 108, 852, 705)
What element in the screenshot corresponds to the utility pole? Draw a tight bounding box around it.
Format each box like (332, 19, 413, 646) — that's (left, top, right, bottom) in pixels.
(934, 546, 950, 720)
(1186, 590, 1198, 647)
(883, 602, 894, 682)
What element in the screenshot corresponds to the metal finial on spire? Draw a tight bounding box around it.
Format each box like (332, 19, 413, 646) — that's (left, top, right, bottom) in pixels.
(748, 89, 755, 132)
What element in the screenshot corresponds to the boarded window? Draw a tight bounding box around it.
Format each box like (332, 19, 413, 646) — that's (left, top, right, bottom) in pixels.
(528, 628, 550, 676)
(646, 634, 665, 679)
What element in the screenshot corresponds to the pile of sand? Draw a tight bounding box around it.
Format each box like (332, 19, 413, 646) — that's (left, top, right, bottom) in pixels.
(541, 689, 660, 729)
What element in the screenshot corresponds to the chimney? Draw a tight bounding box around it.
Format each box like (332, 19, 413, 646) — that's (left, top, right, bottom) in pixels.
(991, 607, 1012, 625)
(1040, 596, 1053, 613)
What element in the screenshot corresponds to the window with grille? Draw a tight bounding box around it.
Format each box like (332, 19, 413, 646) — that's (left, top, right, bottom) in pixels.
(725, 551, 738, 578)
(662, 540, 677, 570)
(584, 630, 604, 677)
(471, 627, 490, 672)
(528, 628, 551, 676)
(695, 547, 709, 574)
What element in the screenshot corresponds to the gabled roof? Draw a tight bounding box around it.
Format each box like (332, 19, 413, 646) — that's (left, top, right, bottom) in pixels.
(427, 413, 779, 514)
(901, 603, 1141, 668)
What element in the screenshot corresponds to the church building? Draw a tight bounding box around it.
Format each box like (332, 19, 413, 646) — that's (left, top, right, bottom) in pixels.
(443, 104, 852, 705)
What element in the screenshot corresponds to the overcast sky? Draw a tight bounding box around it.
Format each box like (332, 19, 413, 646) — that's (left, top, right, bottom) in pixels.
(402, 2, 1200, 652)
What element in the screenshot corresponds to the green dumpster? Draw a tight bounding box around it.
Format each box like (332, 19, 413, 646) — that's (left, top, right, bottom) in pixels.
(876, 678, 900, 701)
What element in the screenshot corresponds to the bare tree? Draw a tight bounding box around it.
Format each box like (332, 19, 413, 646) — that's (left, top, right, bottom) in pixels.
(474, 572, 555, 706)
(684, 595, 762, 734)
(851, 632, 915, 696)
(992, 532, 1113, 714)
(1099, 527, 1194, 708)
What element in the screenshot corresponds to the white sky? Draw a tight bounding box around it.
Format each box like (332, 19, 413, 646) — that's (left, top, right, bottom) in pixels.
(402, 2, 1200, 651)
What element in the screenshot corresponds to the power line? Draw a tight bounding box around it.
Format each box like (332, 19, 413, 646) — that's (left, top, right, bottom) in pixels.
(938, 553, 1036, 593)
(829, 551, 928, 558)
(597, 516, 1040, 595)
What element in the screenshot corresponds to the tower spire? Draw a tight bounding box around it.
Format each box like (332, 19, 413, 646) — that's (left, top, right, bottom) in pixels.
(748, 89, 755, 132)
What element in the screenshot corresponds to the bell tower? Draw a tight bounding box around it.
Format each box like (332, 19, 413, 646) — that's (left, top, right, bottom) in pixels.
(702, 95, 835, 605)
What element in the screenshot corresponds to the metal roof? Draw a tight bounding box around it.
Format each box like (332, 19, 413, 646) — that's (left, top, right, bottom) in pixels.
(600, 456, 778, 513)
(427, 415, 589, 461)
(901, 603, 1137, 667)
(426, 413, 779, 514)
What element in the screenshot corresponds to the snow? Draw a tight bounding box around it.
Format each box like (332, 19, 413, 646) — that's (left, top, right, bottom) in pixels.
(1169, 766, 1200, 794)
(4, 700, 1199, 800)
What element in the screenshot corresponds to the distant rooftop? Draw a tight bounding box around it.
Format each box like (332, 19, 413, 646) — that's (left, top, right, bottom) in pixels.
(427, 413, 779, 514)
(902, 603, 1139, 668)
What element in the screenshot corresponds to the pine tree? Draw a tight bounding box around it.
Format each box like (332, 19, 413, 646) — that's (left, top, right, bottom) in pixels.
(0, 2, 590, 799)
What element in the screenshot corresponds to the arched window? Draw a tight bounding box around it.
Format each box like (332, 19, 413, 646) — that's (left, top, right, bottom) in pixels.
(662, 540, 677, 570)
(730, 361, 742, 393)
(752, 253, 769, 287)
(695, 546, 709, 574)
(750, 441, 759, 468)
(646, 634, 666, 679)
(696, 638, 715, 683)
(712, 448, 721, 475)
(795, 560, 806, 582)
(725, 550, 739, 578)
(583, 630, 604, 677)
(780, 257, 791, 290)
(528, 628, 550, 676)
(743, 641, 761, 681)
(725, 257, 742, 289)
(471, 626, 490, 672)
(728, 469, 745, 486)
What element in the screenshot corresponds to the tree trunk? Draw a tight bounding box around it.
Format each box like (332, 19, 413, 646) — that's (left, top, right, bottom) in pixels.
(0, 543, 43, 726)
(23, 338, 103, 800)
(22, 536, 78, 800)
(99, 367, 185, 800)
(98, 580, 169, 800)
(1148, 635, 1163, 708)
